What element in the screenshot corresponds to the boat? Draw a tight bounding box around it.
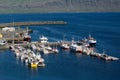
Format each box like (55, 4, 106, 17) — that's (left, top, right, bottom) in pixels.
(61, 42, 69, 49)
(30, 62, 38, 68)
(2, 27, 15, 32)
(90, 51, 102, 57)
(23, 33, 31, 42)
(70, 42, 82, 53)
(42, 48, 49, 54)
(87, 34, 96, 45)
(0, 39, 7, 46)
(45, 46, 52, 51)
(82, 47, 94, 55)
(31, 44, 37, 51)
(52, 48, 59, 53)
(39, 35, 48, 43)
(79, 38, 89, 47)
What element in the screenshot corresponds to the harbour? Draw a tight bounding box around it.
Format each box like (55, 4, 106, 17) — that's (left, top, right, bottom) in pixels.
(0, 13, 120, 80)
(0, 19, 119, 69)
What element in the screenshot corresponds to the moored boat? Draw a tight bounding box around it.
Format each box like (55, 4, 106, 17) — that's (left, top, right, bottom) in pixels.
(0, 39, 7, 46)
(87, 34, 96, 45)
(23, 33, 31, 42)
(39, 35, 48, 43)
(61, 42, 69, 49)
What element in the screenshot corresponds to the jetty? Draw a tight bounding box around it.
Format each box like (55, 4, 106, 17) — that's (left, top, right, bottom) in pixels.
(0, 21, 67, 28)
(90, 52, 119, 61)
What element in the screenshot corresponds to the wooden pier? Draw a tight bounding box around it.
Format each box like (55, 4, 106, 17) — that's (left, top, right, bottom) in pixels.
(0, 21, 67, 28)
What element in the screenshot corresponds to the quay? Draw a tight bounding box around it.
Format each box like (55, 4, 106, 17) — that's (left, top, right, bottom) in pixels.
(0, 41, 69, 49)
(0, 21, 67, 28)
(90, 52, 119, 61)
(0, 27, 32, 41)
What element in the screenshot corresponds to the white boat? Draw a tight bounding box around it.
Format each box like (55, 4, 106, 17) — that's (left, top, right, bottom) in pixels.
(2, 27, 15, 32)
(88, 34, 96, 45)
(0, 39, 7, 46)
(31, 44, 37, 51)
(61, 43, 69, 49)
(52, 48, 59, 53)
(42, 48, 49, 54)
(70, 42, 82, 53)
(39, 35, 48, 43)
(45, 46, 52, 51)
(85, 47, 94, 55)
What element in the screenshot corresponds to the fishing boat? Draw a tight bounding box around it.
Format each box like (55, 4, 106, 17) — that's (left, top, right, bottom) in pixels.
(45, 46, 52, 51)
(0, 39, 7, 46)
(52, 48, 59, 53)
(39, 35, 48, 43)
(87, 34, 96, 45)
(70, 42, 82, 53)
(23, 33, 31, 42)
(61, 42, 69, 49)
(42, 48, 49, 54)
(30, 62, 38, 68)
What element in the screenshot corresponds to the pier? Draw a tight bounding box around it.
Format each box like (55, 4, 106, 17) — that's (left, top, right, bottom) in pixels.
(0, 21, 67, 28)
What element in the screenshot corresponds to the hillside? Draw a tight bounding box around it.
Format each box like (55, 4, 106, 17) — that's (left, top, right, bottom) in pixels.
(0, 0, 120, 13)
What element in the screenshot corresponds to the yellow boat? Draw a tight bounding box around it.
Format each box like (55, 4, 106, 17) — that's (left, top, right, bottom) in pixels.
(30, 63, 38, 68)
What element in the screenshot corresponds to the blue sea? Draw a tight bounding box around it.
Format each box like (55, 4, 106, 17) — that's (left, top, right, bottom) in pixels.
(0, 13, 120, 80)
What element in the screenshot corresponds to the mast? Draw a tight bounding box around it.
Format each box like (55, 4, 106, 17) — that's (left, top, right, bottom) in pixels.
(12, 19, 15, 46)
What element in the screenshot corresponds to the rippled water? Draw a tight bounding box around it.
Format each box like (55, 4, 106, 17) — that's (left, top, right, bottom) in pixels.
(0, 13, 120, 80)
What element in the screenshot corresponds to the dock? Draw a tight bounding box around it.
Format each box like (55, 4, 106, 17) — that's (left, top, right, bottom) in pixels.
(0, 28, 32, 41)
(90, 52, 119, 61)
(0, 21, 67, 28)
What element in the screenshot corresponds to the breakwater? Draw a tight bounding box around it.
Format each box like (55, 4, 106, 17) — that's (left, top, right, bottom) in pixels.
(0, 21, 67, 28)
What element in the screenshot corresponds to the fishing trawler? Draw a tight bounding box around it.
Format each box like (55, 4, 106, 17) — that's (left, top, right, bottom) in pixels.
(87, 34, 97, 45)
(39, 35, 48, 43)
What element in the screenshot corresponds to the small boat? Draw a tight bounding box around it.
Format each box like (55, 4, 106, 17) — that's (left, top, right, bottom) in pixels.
(45, 46, 52, 51)
(52, 48, 59, 53)
(61, 42, 69, 49)
(28, 58, 38, 68)
(90, 52, 101, 57)
(30, 62, 38, 68)
(42, 48, 49, 54)
(31, 44, 37, 51)
(88, 34, 96, 45)
(2, 27, 15, 32)
(0, 39, 7, 46)
(23, 33, 31, 42)
(39, 35, 48, 43)
(70, 43, 82, 53)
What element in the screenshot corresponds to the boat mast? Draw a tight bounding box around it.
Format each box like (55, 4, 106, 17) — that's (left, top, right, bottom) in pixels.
(12, 19, 15, 46)
(26, 26, 29, 34)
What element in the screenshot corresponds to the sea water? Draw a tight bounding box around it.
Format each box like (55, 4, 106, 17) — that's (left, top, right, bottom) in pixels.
(0, 13, 120, 80)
